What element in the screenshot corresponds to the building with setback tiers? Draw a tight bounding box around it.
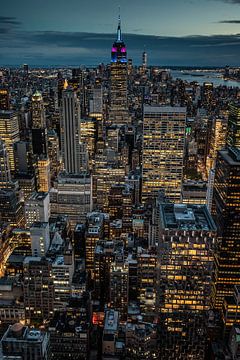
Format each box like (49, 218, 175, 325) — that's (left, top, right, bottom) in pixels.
(108, 16, 129, 126)
(61, 82, 88, 174)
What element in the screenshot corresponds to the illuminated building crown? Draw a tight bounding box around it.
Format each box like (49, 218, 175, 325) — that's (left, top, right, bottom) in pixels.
(111, 15, 127, 63)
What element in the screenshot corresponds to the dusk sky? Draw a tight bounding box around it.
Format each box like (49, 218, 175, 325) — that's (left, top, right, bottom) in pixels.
(1, 0, 240, 66)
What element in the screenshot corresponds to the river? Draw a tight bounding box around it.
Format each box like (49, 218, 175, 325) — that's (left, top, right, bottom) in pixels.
(171, 70, 240, 87)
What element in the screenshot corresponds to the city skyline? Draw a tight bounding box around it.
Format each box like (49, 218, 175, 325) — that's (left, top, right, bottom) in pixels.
(1, 0, 240, 66)
(0, 1, 240, 358)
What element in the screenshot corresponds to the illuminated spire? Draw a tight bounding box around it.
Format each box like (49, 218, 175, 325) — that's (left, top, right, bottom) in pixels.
(117, 7, 122, 42)
(63, 78, 69, 90)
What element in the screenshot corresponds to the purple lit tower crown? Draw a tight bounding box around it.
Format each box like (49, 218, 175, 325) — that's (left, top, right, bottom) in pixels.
(111, 15, 127, 63)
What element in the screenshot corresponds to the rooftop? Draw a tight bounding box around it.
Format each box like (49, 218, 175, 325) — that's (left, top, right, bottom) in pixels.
(104, 310, 119, 333)
(2, 324, 45, 343)
(30, 221, 48, 229)
(160, 203, 216, 231)
(219, 148, 240, 165)
(144, 105, 186, 114)
(28, 192, 49, 201)
(0, 110, 16, 117)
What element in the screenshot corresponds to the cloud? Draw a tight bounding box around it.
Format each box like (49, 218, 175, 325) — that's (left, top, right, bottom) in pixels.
(0, 27, 240, 66)
(218, 0, 240, 3)
(0, 16, 21, 25)
(218, 20, 240, 23)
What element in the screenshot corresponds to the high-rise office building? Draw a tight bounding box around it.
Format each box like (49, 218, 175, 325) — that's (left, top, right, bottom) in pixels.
(89, 85, 103, 116)
(94, 240, 124, 307)
(50, 172, 92, 229)
(0, 139, 11, 186)
(222, 285, 240, 336)
(0, 188, 24, 227)
(80, 118, 97, 168)
(25, 192, 50, 228)
(110, 259, 129, 320)
(157, 203, 216, 359)
(212, 148, 240, 309)
(30, 222, 50, 257)
(142, 106, 186, 204)
(48, 306, 90, 360)
(202, 82, 213, 108)
(0, 110, 20, 172)
(85, 212, 105, 276)
(212, 102, 240, 310)
(51, 247, 74, 310)
(23, 257, 54, 322)
(32, 91, 46, 128)
(109, 16, 129, 126)
(142, 50, 147, 68)
(226, 102, 240, 150)
(61, 84, 85, 173)
(207, 117, 228, 172)
(23, 63, 29, 75)
(211, 117, 228, 161)
(32, 128, 48, 156)
(36, 156, 51, 192)
(31, 91, 48, 167)
(137, 247, 157, 315)
(48, 130, 61, 177)
(0, 88, 10, 110)
(14, 140, 34, 174)
(15, 174, 36, 201)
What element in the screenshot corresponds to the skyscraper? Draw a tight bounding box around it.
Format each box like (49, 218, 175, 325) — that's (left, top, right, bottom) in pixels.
(157, 203, 216, 359)
(14, 141, 34, 174)
(0, 139, 11, 186)
(23, 257, 54, 322)
(32, 91, 46, 128)
(0, 88, 10, 110)
(61, 83, 85, 174)
(212, 102, 240, 310)
(31, 91, 48, 157)
(142, 50, 147, 68)
(0, 110, 20, 172)
(226, 102, 240, 150)
(142, 106, 186, 204)
(36, 156, 51, 192)
(109, 16, 129, 126)
(213, 152, 240, 308)
(48, 129, 61, 176)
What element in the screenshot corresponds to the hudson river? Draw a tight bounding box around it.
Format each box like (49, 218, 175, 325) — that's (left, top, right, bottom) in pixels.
(171, 70, 240, 87)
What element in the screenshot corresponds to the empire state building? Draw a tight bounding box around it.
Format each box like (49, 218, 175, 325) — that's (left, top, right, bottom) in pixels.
(109, 16, 129, 126)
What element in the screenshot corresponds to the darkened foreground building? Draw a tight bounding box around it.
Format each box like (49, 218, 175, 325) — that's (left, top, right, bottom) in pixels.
(48, 297, 90, 360)
(1, 323, 49, 360)
(0, 187, 24, 227)
(156, 203, 216, 360)
(23, 257, 54, 323)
